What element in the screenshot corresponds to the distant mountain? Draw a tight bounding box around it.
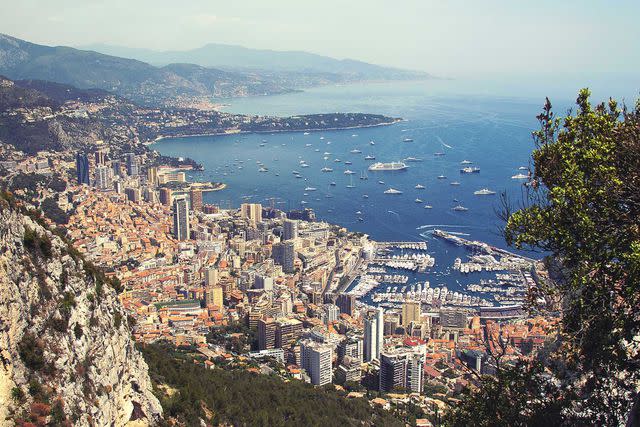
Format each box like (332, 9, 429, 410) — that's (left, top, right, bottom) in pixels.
(81, 42, 430, 80)
(0, 34, 295, 106)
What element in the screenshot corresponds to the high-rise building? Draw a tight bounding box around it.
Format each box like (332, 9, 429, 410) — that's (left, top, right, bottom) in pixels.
(272, 241, 295, 273)
(173, 197, 190, 241)
(241, 203, 262, 225)
(258, 318, 277, 350)
(379, 349, 425, 393)
(336, 358, 362, 384)
(364, 308, 384, 362)
(190, 188, 203, 212)
(283, 219, 298, 240)
(112, 160, 122, 178)
(204, 267, 219, 287)
(94, 149, 107, 165)
(159, 187, 172, 207)
(125, 152, 139, 176)
(336, 294, 356, 317)
(254, 275, 273, 291)
(402, 300, 421, 327)
(338, 335, 363, 363)
(76, 153, 90, 185)
(321, 303, 339, 325)
(275, 318, 303, 348)
(95, 165, 111, 190)
(124, 187, 141, 203)
(147, 167, 158, 185)
(301, 340, 333, 386)
(205, 285, 223, 309)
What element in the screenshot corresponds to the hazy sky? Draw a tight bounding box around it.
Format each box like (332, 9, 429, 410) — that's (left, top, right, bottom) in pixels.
(2, 0, 639, 76)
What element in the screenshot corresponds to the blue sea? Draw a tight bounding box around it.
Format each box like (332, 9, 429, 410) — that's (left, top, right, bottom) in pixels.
(152, 78, 637, 291)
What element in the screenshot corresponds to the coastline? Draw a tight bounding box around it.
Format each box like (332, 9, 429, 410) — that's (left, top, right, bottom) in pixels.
(147, 118, 403, 145)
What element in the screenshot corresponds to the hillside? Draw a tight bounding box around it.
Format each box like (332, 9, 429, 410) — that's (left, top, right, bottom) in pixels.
(0, 193, 162, 425)
(0, 34, 294, 106)
(81, 42, 431, 80)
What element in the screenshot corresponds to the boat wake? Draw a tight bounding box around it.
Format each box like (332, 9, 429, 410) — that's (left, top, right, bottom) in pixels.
(416, 224, 472, 230)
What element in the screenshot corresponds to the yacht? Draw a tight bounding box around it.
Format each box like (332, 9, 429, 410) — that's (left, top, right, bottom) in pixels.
(403, 138, 414, 142)
(334, 158, 341, 162)
(370, 141, 376, 145)
(356, 211, 362, 215)
(512, 173, 529, 179)
(303, 132, 310, 135)
(437, 175, 447, 179)
(450, 181, 461, 186)
(301, 163, 310, 168)
(434, 152, 445, 156)
(453, 205, 469, 212)
(258, 167, 268, 172)
(404, 157, 423, 162)
(415, 184, 425, 189)
(369, 162, 408, 171)
(305, 143, 312, 147)
(330, 182, 336, 186)
(344, 170, 356, 175)
(424, 205, 433, 209)
(363, 194, 369, 199)
(315, 149, 320, 152)
(460, 167, 480, 174)
(320, 137, 325, 140)
(259, 143, 266, 147)
(378, 180, 385, 184)
(384, 188, 403, 195)
(292, 170, 300, 175)
(461, 160, 473, 164)
(364, 155, 376, 160)
(323, 152, 331, 155)
(350, 149, 362, 154)
(518, 166, 528, 170)
(415, 198, 423, 203)
(301, 200, 308, 204)
(321, 167, 333, 172)
(305, 187, 317, 191)
(344, 161, 353, 165)
(474, 188, 497, 195)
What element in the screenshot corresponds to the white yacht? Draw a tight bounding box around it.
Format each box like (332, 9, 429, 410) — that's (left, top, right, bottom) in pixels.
(415, 184, 425, 189)
(512, 173, 529, 179)
(474, 188, 497, 195)
(321, 167, 333, 172)
(350, 149, 362, 154)
(452, 205, 469, 212)
(415, 198, 423, 203)
(364, 155, 375, 160)
(368, 162, 408, 171)
(344, 170, 356, 175)
(460, 160, 473, 165)
(305, 187, 317, 191)
(384, 188, 403, 195)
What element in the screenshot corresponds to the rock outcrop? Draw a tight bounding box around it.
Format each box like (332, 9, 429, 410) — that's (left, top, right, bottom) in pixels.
(0, 198, 162, 426)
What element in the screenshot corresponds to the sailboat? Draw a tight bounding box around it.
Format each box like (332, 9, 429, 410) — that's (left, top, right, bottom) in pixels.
(347, 175, 356, 188)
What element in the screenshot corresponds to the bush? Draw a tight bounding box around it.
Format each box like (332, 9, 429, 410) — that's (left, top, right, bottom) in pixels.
(18, 334, 44, 371)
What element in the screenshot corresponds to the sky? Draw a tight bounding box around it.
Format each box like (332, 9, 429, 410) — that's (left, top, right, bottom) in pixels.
(2, 0, 640, 77)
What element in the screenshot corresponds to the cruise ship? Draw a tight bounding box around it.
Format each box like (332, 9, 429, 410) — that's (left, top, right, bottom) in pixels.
(474, 188, 496, 195)
(460, 166, 480, 173)
(368, 162, 408, 171)
(384, 188, 403, 195)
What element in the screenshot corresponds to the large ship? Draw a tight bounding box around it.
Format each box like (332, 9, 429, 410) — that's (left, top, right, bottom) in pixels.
(460, 166, 480, 174)
(474, 188, 496, 195)
(384, 188, 403, 194)
(368, 162, 408, 171)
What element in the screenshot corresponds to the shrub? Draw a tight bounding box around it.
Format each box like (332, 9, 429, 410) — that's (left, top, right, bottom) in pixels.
(18, 334, 44, 371)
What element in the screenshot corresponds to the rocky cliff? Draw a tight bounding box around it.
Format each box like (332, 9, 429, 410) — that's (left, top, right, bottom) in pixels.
(0, 196, 162, 426)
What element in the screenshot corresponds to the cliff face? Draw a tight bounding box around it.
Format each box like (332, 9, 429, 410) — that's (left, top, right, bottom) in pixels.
(0, 201, 162, 426)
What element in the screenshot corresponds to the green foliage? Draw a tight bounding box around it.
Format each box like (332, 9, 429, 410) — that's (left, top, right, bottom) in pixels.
(142, 343, 403, 427)
(23, 226, 52, 259)
(445, 361, 565, 426)
(454, 90, 640, 425)
(18, 333, 44, 371)
(113, 312, 123, 329)
(11, 386, 25, 402)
